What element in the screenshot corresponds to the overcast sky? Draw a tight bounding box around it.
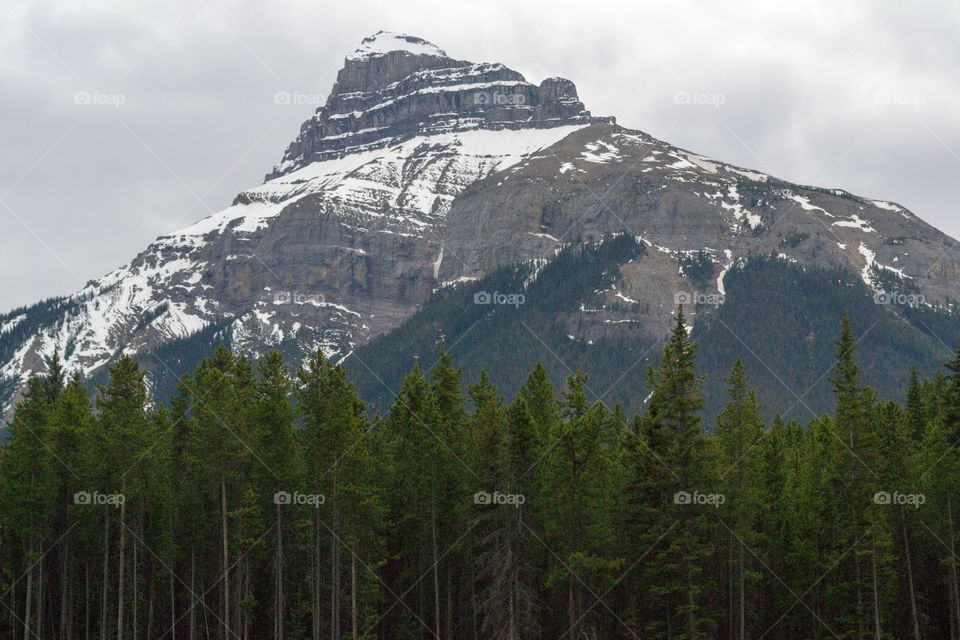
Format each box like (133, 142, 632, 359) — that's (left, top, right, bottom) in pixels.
(1, 0, 957, 313)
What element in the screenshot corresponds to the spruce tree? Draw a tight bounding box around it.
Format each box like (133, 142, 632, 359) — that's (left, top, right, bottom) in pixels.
(1, 376, 56, 640)
(823, 316, 883, 638)
(622, 307, 716, 640)
(715, 360, 764, 640)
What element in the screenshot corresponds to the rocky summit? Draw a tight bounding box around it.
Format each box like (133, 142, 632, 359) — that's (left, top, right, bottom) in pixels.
(1, 31, 959, 419)
(271, 31, 608, 176)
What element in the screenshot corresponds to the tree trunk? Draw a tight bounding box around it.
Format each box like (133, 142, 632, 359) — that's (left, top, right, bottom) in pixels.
(276, 502, 284, 640)
(431, 504, 441, 640)
(220, 479, 230, 640)
(101, 515, 110, 640)
(85, 564, 91, 640)
(950, 498, 960, 640)
(508, 589, 516, 640)
(871, 539, 881, 640)
(132, 533, 138, 640)
(445, 566, 452, 640)
(116, 487, 126, 640)
(727, 535, 733, 640)
(351, 552, 358, 640)
(24, 537, 34, 640)
(189, 550, 196, 640)
(739, 537, 745, 640)
(36, 558, 43, 640)
(60, 536, 69, 640)
(330, 490, 338, 640)
(243, 562, 251, 640)
(147, 585, 155, 640)
(313, 510, 321, 640)
(900, 506, 921, 640)
(469, 560, 477, 640)
(170, 561, 176, 640)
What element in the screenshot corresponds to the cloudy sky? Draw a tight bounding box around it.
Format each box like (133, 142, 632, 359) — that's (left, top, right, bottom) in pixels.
(0, 0, 957, 313)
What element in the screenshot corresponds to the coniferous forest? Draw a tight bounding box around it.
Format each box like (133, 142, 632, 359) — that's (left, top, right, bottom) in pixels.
(4, 307, 960, 640)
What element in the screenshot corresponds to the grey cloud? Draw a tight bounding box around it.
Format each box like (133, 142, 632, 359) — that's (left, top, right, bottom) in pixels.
(1, 0, 958, 312)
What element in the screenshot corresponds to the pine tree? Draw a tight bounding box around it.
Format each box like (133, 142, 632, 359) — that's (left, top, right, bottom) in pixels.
(430, 350, 469, 640)
(822, 316, 884, 638)
(923, 344, 960, 638)
(518, 363, 557, 447)
(298, 349, 385, 640)
(622, 307, 716, 640)
(471, 372, 514, 640)
(182, 346, 248, 639)
(94, 355, 152, 640)
(252, 351, 300, 640)
(540, 373, 621, 640)
(2, 376, 56, 640)
(715, 360, 764, 640)
(49, 373, 95, 640)
(906, 367, 925, 442)
(380, 363, 448, 639)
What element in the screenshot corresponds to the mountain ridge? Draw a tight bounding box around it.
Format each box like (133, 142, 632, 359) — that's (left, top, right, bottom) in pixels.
(1, 31, 958, 419)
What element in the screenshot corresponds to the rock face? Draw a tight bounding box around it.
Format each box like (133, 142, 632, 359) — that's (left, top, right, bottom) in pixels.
(270, 31, 609, 178)
(1, 30, 959, 419)
(438, 123, 959, 341)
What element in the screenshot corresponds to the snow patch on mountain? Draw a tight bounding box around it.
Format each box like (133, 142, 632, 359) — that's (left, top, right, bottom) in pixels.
(721, 185, 762, 229)
(788, 194, 835, 218)
(347, 31, 446, 61)
(581, 140, 622, 163)
(832, 215, 877, 233)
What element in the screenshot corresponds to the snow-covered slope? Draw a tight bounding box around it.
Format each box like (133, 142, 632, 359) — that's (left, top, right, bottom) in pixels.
(0, 29, 604, 416)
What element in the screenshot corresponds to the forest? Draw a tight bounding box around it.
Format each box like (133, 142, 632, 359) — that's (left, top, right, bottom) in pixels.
(1, 307, 959, 640)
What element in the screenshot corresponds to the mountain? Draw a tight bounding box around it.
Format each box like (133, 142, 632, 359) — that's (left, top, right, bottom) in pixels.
(2, 30, 959, 420)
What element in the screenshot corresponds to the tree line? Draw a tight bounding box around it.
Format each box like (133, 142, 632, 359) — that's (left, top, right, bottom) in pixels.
(2, 307, 960, 639)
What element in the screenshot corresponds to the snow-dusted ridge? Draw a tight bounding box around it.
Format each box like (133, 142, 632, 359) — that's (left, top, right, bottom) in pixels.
(347, 31, 447, 61)
(0, 120, 590, 411)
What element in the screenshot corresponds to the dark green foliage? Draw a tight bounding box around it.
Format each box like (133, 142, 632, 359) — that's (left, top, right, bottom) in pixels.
(695, 256, 958, 425)
(348, 250, 960, 430)
(3, 313, 960, 639)
(135, 318, 233, 404)
(0, 296, 84, 412)
(680, 250, 716, 287)
(133, 301, 170, 332)
(0, 296, 82, 366)
(779, 229, 810, 248)
(347, 236, 653, 416)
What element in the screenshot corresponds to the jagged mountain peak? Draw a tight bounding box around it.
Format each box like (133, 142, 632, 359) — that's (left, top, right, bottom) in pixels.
(269, 34, 608, 179)
(346, 31, 448, 61)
